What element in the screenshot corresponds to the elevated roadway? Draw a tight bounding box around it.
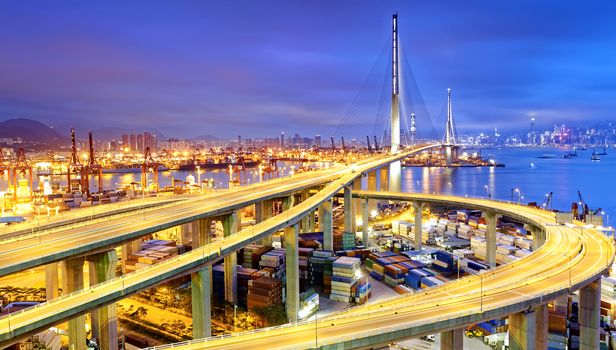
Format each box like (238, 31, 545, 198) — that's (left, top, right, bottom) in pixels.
(144, 193, 614, 350)
(0, 194, 189, 241)
(0, 145, 437, 344)
(0, 147, 422, 277)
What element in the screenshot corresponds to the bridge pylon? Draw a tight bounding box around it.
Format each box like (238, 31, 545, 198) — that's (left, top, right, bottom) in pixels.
(442, 87, 459, 165)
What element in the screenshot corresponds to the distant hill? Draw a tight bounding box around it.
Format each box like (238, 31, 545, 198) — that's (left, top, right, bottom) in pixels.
(0, 118, 64, 144)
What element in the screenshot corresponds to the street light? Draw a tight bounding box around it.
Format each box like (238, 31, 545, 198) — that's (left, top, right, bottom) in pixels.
(484, 185, 490, 199)
(563, 253, 572, 290)
(234, 304, 238, 333)
(480, 273, 483, 313)
(196, 165, 201, 190)
(514, 188, 521, 204)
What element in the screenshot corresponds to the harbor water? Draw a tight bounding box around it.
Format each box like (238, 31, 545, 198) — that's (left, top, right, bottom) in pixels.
(0, 149, 613, 225)
(400, 147, 615, 226)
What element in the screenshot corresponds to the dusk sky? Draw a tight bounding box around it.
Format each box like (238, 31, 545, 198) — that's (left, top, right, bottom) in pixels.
(0, 1, 615, 139)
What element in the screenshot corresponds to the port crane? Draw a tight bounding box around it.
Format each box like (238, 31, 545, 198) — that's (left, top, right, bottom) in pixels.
(366, 136, 372, 153)
(374, 136, 380, 152)
(11, 147, 33, 202)
(84, 131, 103, 196)
(141, 147, 159, 192)
(341, 136, 346, 151)
(541, 192, 553, 210)
(0, 147, 9, 178)
(262, 157, 279, 180)
(66, 128, 86, 193)
(573, 190, 602, 221)
(330, 137, 335, 150)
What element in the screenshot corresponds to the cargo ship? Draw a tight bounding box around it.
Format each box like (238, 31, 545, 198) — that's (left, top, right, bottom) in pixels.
(177, 159, 261, 171)
(102, 163, 169, 174)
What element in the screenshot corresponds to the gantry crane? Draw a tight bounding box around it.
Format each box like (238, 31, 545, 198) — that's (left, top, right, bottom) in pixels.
(84, 131, 103, 196)
(541, 192, 553, 210)
(141, 147, 159, 192)
(67, 128, 85, 193)
(0, 147, 9, 178)
(229, 156, 247, 186)
(11, 147, 33, 202)
(262, 157, 279, 180)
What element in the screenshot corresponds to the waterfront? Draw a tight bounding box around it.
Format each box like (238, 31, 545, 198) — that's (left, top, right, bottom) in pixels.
(2, 148, 613, 223)
(400, 146, 615, 224)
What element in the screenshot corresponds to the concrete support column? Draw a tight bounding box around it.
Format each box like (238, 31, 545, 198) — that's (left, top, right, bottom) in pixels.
(534, 304, 548, 350)
(191, 218, 211, 247)
(285, 223, 300, 322)
(254, 201, 264, 223)
(222, 211, 239, 304)
(352, 179, 362, 232)
(362, 198, 370, 247)
(63, 257, 86, 350)
(440, 328, 463, 350)
(191, 217, 212, 338)
(413, 202, 423, 251)
(367, 171, 377, 213)
(45, 262, 59, 301)
(283, 196, 294, 212)
(485, 212, 497, 268)
(121, 240, 141, 274)
(301, 190, 310, 233)
(344, 185, 355, 234)
(180, 223, 191, 245)
(309, 210, 316, 232)
(379, 167, 389, 191)
(389, 161, 402, 192)
(553, 295, 568, 316)
(191, 266, 212, 338)
(526, 224, 545, 250)
(580, 279, 601, 349)
(509, 310, 536, 350)
(258, 200, 274, 246)
(88, 250, 119, 350)
(321, 199, 333, 251)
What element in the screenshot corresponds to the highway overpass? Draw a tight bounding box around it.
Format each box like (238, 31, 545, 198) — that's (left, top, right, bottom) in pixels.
(0, 144, 610, 349)
(0, 145, 436, 348)
(145, 193, 613, 350)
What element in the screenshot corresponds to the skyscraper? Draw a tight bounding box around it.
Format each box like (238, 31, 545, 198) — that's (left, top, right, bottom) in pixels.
(528, 118, 537, 145)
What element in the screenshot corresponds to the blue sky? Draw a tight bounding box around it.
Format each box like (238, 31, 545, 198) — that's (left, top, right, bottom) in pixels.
(0, 1, 614, 139)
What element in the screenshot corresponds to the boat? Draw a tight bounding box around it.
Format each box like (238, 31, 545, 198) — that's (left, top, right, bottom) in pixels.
(596, 147, 608, 156)
(177, 159, 261, 171)
(102, 163, 169, 174)
(537, 154, 557, 159)
(591, 151, 601, 161)
(563, 149, 577, 159)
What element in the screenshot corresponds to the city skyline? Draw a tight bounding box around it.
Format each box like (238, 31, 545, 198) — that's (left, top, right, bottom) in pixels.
(1, 1, 615, 139)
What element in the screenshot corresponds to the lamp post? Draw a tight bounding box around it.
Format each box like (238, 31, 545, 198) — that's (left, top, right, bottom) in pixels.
(315, 308, 318, 348)
(563, 253, 572, 290)
(514, 188, 521, 204)
(196, 165, 201, 191)
(480, 273, 483, 313)
(234, 304, 238, 333)
(457, 256, 461, 280)
(484, 185, 490, 199)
